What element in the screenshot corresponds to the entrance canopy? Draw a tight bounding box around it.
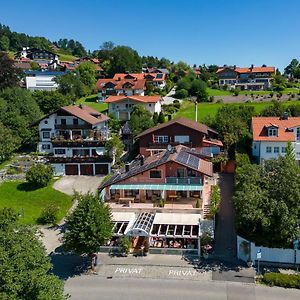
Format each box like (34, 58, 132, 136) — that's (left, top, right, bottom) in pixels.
(125, 212, 155, 237)
(110, 183, 203, 191)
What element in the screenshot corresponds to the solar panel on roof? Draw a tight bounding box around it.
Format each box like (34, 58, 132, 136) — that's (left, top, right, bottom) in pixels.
(176, 151, 189, 165)
(187, 155, 200, 169)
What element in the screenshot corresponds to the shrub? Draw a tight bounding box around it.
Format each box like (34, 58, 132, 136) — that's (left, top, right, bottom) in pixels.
(119, 236, 131, 255)
(261, 273, 300, 289)
(38, 204, 59, 225)
(233, 88, 240, 96)
(174, 88, 188, 99)
(209, 96, 214, 102)
(26, 164, 53, 188)
(159, 199, 165, 207)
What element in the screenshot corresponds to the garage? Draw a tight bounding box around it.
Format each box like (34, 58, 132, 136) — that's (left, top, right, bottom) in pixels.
(95, 163, 109, 175)
(65, 164, 79, 175)
(80, 164, 94, 175)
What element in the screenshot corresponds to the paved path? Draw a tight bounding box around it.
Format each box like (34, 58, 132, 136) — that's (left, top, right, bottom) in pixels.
(214, 174, 236, 260)
(53, 175, 104, 196)
(162, 87, 178, 105)
(65, 276, 300, 300)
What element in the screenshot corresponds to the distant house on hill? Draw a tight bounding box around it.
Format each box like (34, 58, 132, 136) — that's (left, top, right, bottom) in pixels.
(216, 65, 275, 90)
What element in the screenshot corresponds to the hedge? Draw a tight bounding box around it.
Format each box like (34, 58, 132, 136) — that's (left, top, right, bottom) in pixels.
(261, 272, 300, 289)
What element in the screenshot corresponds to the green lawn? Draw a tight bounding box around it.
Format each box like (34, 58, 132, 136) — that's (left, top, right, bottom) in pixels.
(207, 88, 231, 96)
(0, 181, 72, 224)
(207, 87, 299, 97)
(76, 94, 108, 113)
(56, 50, 78, 62)
(176, 100, 297, 121)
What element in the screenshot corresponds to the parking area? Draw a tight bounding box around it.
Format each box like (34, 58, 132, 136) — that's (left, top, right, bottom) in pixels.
(53, 175, 104, 196)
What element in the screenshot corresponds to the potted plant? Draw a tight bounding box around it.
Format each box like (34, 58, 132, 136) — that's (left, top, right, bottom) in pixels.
(119, 236, 131, 257)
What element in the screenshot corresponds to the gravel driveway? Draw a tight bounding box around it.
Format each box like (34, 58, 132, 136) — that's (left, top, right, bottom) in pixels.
(53, 175, 104, 196)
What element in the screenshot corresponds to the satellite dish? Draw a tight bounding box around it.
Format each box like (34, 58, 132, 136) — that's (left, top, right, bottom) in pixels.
(167, 144, 172, 152)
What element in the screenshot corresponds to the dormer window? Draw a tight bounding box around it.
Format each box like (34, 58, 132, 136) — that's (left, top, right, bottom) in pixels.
(268, 127, 277, 136)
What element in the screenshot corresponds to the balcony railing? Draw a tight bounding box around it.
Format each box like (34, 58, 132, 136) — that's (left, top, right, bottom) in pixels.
(165, 177, 202, 185)
(54, 124, 92, 129)
(148, 142, 193, 148)
(51, 139, 106, 147)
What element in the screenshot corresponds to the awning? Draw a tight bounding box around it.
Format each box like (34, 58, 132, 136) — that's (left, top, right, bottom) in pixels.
(110, 184, 203, 191)
(153, 213, 201, 226)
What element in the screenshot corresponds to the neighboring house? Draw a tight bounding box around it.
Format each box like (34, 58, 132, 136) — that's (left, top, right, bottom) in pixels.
(16, 47, 59, 63)
(252, 114, 300, 164)
(113, 73, 166, 89)
(143, 67, 170, 75)
(25, 70, 65, 91)
(105, 95, 162, 121)
(217, 65, 275, 90)
(137, 117, 222, 157)
(34, 105, 111, 176)
(96, 78, 145, 102)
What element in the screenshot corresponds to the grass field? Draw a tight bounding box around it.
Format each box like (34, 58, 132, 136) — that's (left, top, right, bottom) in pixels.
(76, 94, 108, 113)
(56, 50, 78, 62)
(176, 100, 298, 121)
(207, 87, 299, 97)
(0, 181, 72, 224)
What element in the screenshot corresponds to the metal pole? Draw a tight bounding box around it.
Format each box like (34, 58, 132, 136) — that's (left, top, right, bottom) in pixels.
(257, 259, 260, 275)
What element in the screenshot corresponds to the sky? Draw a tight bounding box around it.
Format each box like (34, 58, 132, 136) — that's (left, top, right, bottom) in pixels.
(1, 0, 300, 70)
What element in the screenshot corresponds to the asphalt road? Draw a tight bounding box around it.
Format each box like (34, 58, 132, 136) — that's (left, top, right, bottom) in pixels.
(65, 276, 300, 300)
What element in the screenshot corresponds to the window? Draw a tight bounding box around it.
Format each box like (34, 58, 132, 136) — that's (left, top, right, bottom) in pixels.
(149, 104, 152, 107)
(44, 120, 48, 124)
(73, 119, 78, 125)
(61, 119, 66, 125)
(150, 170, 162, 178)
(297, 128, 300, 140)
(154, 135, 168, 143)
(42, 144, 50, 150)
(174, 135, 190, 143)
(266, 146, 272, 153)
(274, 146, 279, 153)
(54, 149, 66, 155)
(268, 128, 277, 136)
(281, 147, 287, 153)
(42, 131, 50, 139)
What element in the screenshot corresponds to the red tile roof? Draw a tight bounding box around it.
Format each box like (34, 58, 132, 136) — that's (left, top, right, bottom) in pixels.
(252, 117, 300, 142)
(113, 73, 166, 81)
(105, 95, 161, 103)
(217, 66, 275, 74)
(136, 117, 218, 138)
(96, 78, 146, 90)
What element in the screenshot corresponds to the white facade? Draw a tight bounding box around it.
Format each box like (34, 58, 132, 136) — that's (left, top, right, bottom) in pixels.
(26, 75, 58, 91)
(108, 100, 161, 121)
(253, 140, 300, 163)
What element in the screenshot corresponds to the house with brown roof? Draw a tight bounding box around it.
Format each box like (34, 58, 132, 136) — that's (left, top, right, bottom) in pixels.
(252, 114, 300, 163)
(136, 117, 222, 157)
(100, 144, 212, 206)
(105, 95, 162, 121)
(217, 65, 275, 90)
(96, 77, 146, 102)
(113, 73, 166, 89)
(35, 105, 111, 176)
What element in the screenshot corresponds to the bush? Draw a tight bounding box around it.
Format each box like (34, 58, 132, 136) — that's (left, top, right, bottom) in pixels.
(26, 164, 53, 188)
(38, 204, 59, 225)
(119, 236, 131, 255)
(174, 88, 188, 99)
(261, 273, 300, 289)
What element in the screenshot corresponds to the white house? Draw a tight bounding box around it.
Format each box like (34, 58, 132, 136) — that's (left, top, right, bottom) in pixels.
(25, 71, 65, 91)
(252, 115, 300, 164)
(96, 78, 145, 102)
(105, 95, 162, 121)
(34, 105, 112, 176)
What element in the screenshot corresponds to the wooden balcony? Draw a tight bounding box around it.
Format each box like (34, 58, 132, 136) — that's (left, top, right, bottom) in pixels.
(165, 177, 202, 185)
(54, 124, 92, 130)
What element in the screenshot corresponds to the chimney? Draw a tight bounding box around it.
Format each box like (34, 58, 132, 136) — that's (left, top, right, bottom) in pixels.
(125, 163, 130, 172)
(250, 64, 254, 70)
(140, 155, 144, 166)
(282, 112, 289, 120)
